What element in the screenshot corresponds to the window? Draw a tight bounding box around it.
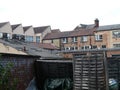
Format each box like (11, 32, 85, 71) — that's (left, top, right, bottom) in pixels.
(95, 35, 103, 41)
(3, 33, 10, 39)
(7, 34, 10, 39)
(12, 34, 24, 41)
(112, 31, 120, 38)
(72, 37, 77, 42)
(0, 33, 3, 38)
(64, 47, 70, 51)
(113, 44, 120, 48)
(81, 45, 90, 50)
(62, 37, 68, 43)
(25, 36, 33, 42)
(101, 45, 106, 48)
(36, 36, 40, 43)
(70, 46, 78, 50)
(85, 46, 90, 49)
(81, 36, 87, 42)
(92, 45, 97, 49)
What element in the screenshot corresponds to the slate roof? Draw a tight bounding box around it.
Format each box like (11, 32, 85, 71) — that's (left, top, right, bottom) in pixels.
(11, 24, 21, 31)
(30, 43, 59, 50)
(74, 24, 95, 31)
(0, 39, 61, 58)
(97, 24, 120, 31)
(0, 22, 8, 28)
(23, 26, 32, 32)
(43, 29, 95, 40)
(34, 26, 50, 34)
(51, 29, 61, 33)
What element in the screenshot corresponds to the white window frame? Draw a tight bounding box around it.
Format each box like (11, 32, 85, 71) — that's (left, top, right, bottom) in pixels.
(25, 36, 33, 42)
(62, 37, 68, 43)
(36, 36, 40, 43)
(0, 33, 3, 38)
(64, 47, 70, 51)
(113, 44, 120, 48)
(7, 33, 10, 39)
(72, 37, 77, 42)
(81, 45, 90, 50)
(81, 36, 88, 42)
(95, 35, 103, 41)
(70, 46, 78, 51)
(113, 31, 120, 38)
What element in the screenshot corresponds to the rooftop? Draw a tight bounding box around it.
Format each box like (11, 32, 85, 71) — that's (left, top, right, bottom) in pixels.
(34, 26, 50, 34)
(0, 22, 8, 28)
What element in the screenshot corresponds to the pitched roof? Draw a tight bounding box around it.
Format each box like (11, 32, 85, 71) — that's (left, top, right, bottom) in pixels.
(23, 26, 32, 32)
(0, 39, 61, 58)
(74, 24, 95, 31)
(43, 29, 95, 40)
(31, 43, 59, 50)
(0, 22, 8, 28)
(34, 26, 50, 34)
(11, 24, 21, 31)
(97, 24, 120, 31)
(51, 29, 61, 33)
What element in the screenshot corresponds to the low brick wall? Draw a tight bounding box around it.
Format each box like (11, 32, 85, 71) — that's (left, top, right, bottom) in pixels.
(0, 53, 40, 90)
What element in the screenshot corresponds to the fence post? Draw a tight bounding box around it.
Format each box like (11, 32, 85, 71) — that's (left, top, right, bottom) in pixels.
(103, 51, 109, 90)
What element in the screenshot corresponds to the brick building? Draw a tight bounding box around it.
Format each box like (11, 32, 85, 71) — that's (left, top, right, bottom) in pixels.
(43, 19, 120, 58)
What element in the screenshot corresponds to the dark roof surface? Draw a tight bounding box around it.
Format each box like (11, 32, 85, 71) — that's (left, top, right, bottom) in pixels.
(74, 24, 95, 31)
(30, 43, 59, 50)
(34, 26, 50, 34)
(0, 22, 8, 28)
(0, 39, 61, 58)
(51, 29, 61, 33)
(97, 24, 120, 31)
(23, 26, 32, 32)
(11, 24, 21, 31)
(43, 29, 95, 40)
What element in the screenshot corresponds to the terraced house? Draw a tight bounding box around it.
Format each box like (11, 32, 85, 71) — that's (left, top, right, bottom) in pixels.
(43, 19, 120, 58)
(0, 22, 59, 56)
(0, 22, 51, 43)
(0, 19, 120, 58)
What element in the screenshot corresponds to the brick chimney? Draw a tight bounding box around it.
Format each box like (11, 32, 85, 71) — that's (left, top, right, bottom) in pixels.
(94, 18, 99, 27)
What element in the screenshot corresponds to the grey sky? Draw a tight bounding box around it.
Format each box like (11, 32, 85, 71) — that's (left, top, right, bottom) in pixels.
(0, 0, 120, 31)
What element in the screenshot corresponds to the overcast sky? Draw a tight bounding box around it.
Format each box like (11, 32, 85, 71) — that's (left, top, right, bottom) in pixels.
(0, 0, 120, 31)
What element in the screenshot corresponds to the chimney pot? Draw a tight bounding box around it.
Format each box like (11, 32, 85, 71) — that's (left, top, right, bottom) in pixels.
(94, 18, 99, 27)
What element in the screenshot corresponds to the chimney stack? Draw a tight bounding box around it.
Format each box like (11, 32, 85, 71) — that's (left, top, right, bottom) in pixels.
(94, 18, 99, 27)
